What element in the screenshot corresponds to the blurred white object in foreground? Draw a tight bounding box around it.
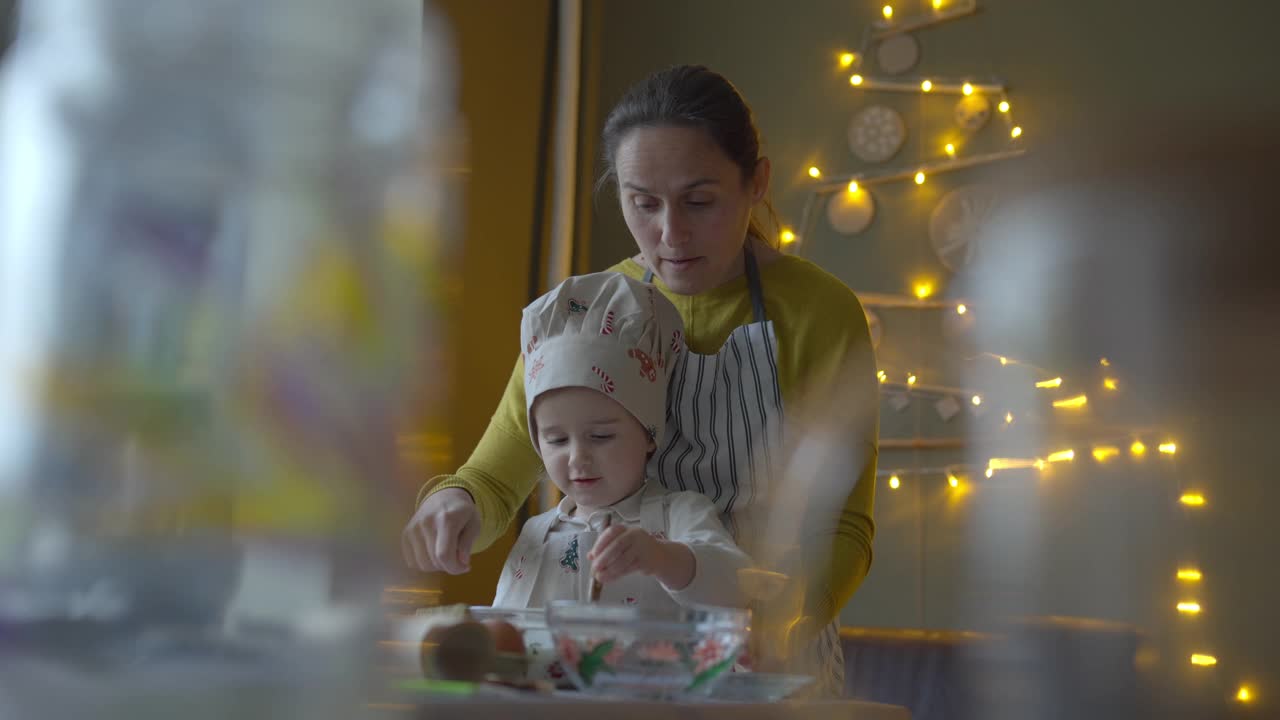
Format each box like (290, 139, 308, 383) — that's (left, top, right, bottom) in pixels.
(0, 1, 457, 717)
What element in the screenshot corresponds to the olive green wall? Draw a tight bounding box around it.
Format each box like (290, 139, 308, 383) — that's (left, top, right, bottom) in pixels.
(577, 0, 1280, 702)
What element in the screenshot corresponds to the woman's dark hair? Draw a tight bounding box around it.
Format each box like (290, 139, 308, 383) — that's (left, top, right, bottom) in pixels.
(597, 65, 779, 246)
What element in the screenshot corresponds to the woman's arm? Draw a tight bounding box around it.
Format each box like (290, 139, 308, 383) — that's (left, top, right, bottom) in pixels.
(773, 265, 879, 628)
(412, 358, 544, 555)
(808, 453, 876, 624)
(804, 340, 878, 628)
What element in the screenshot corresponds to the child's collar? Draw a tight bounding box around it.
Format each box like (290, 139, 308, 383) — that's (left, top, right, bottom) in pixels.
(554, 481, 651, 529)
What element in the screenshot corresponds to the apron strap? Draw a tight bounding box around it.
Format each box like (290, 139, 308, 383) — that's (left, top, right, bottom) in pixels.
(640, 248, 768, 323)
(742, 248, 767, 324)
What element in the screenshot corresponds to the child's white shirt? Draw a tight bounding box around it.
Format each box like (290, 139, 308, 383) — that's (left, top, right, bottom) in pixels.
(493, 482, 751, 610)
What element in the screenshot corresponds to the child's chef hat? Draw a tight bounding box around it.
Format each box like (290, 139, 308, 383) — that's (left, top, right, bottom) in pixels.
(521, 271, 684, 450)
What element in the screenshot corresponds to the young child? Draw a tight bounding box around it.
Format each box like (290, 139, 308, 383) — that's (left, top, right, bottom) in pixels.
(492, 271, 750, 610)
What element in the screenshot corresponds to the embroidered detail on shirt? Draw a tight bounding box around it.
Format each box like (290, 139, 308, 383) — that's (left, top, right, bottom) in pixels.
(559, 535, 580, 573)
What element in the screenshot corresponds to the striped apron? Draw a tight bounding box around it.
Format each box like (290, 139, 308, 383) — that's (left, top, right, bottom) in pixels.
(644, 249, 844, 696)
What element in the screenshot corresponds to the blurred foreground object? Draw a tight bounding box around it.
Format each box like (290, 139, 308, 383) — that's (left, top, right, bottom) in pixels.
(741, 354, 877, 686)
(957, 116, 1280, 717)
(0, 0, 456, 717)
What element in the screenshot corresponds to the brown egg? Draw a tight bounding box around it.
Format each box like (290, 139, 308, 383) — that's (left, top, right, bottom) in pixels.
(422, 622, 452, 646)
(483, 619, 526, 655)
(422, 620, 495, 682)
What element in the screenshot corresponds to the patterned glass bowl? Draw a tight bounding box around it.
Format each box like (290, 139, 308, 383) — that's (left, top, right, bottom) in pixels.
(546, 601, 750, 700)
(467, 606, 562, 684)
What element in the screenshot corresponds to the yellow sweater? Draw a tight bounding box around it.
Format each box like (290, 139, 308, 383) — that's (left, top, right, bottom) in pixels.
(421, 254, 878, 625)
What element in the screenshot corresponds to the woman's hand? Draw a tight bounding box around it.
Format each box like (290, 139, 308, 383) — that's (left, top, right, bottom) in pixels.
(589, 525, 695, 590)
(402, 488, 481, 574)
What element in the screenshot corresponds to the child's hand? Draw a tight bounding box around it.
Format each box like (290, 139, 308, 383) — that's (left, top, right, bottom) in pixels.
(589, 526, 660, 583)
(589, 526, 694, 589)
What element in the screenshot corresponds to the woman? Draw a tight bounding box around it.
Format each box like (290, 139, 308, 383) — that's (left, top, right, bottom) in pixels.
(403, 65, 878, 695)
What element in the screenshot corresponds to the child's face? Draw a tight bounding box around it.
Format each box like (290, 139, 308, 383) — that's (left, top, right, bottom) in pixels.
(532, 386, 653, 512)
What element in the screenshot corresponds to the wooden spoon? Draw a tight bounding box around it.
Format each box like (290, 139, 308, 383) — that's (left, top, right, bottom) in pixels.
(588, 514, 611, 602)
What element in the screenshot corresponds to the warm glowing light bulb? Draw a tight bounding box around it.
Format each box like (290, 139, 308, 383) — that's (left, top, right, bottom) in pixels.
(1177, 601, 1202, 615)
(780, 229, 796, 245)
(1104, 377, 1118, 390)
(1131, 440, 1147, 457)
(839, 52, 856, 68)
(956, 303, 967, 314)
(985, 468, 994, 478)
(947, 474, 960, 488)
(1100, 357, 1111, 366)
(1237, 686, 1253, 703)
(1159, 442, 1178, 455)
(988, 458, 1039, 471)
(1190, 654, 1217, 667)
(847, 180, 860, 193)
(850, 74, 865, 86)
(945, 142, 957, 157)
(913, 281, 934, 299)
(1053, 394, 1088, 409)
(920, 79, 933, 92)
(1004, 412, 1014, 424)
(914, 171, 926, 184)
(1011, 126, 1023, 138)
(998, 100, 1010, 113)
(1177, 569, 1202, 582)
(1180, 493, 1206, 507)
(998, 356, 1009, 366)
(962, 83, 974, 96)
(1035, 377, 1063, 389)
(1047, 449, 1075, 463)
(907, 373, 918, 386)
(1092, 446, 1120, 462)
(933, 0, 943, 8)
(877, 369, 887, 383)
(889, 474, 900, 489)
(808, 166, 821, 178)
(883, 5, 894, 19)
(971, 395, 982, 406)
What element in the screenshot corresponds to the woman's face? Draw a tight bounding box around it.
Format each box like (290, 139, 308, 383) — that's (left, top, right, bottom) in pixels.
(615, 125, 770, 295)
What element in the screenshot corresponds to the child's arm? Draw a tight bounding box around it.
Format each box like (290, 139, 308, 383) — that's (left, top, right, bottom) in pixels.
(588, 493, 752, 608)
(659, 493, 752, 607)
(588, 526, 696, 589)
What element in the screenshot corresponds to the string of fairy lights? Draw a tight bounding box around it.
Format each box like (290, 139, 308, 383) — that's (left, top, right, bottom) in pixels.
(778, 0, 1024, 250)
(866, 294, 1251, 706)
(874, 345, 1180, 482)
(776, 0, 1257, 707)
(873, 317, 1248, 702)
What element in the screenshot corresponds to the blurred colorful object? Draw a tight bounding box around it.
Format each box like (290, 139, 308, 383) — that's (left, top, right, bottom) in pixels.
(0, 0, 458, 716)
